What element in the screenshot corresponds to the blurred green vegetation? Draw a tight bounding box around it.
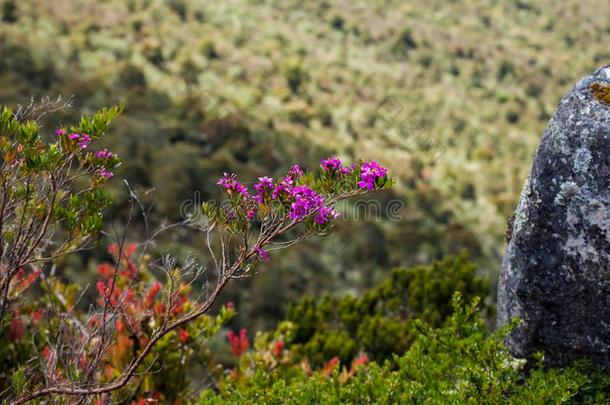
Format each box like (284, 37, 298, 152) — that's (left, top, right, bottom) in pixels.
(283, 253, 489, 365)
(1, 0, 609, 328)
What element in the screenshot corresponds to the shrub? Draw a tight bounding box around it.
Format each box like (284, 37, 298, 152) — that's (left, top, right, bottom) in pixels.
(282, 58, 308, 94)
(2, 243, 234, 403)
(0, 102, 121, 326)
(392, 28, 418, 57)
(0, 116, 393, 404)
(283, 253, 489, 365)
(2, 0, 17, 23)
(199, 294, 610, 404)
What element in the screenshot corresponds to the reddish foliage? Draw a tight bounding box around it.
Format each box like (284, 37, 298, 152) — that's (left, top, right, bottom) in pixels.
(97, 263, 114, 278)
(108, 242, 138, 259)
(115, 319, 126, 334)
(153, 301, 166, 317)
(11, 267, 42, 295)
(87, 243, 202, 400)
(272, 340, 285, 358)
(42, 346, 52, 361)
(350, 354, 368, 372)
(178, 329, 190, 344)
(322, 356, 340, 376)
(142, 282, 162, 309)
(32, 308, 44, 323)
(170, 293, 188, 315)
(9, 312, 25, 342)
(227, 328, 249, 357)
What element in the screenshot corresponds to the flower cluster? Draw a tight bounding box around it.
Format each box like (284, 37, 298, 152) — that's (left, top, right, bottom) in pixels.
(96, 167, 114, 179)
(253, 176, 274, 203)
(289, 185, 324, 220)
(315, 206, 340, 225)
(216, 158, 389, 222)
(78, 134, 91, 149)
(58, 130, 92, 149)
(288, 164, 304, 178)
(214, 158, 390, 263)
(55, 127, 118, 180)
(95, 149, 114, 159)
(217, 172, 249, 196)
(271, 176, 294, 200)
(321, 156, 352, 175)
(358, 161, 388, 190)
(321, 157, 342, 171)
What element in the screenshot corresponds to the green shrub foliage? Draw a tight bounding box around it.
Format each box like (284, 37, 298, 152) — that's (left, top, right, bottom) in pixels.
(200, 294, 610, 404)
(284, 253, 489, 365)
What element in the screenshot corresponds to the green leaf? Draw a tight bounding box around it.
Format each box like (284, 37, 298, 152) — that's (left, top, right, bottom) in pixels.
(11, 366, 27, 396)
(16, 120, 39, 144)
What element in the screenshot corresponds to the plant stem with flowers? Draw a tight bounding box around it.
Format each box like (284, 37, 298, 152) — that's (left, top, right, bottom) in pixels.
(0, 104, 121, 326)
(205, 157, 391, 280)
(8, 154, 391, 404)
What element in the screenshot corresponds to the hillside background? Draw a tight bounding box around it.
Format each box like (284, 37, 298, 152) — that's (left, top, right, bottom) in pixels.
(1, 0, 609, 329)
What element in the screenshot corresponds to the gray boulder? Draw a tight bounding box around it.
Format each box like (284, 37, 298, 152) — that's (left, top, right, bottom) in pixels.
(498, 65, 610, 367)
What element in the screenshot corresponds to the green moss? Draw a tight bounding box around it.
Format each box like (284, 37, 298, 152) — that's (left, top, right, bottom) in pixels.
(591, 83, 610, 106)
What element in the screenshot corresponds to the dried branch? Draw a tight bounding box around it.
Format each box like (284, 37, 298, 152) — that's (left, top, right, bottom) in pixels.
(13, 95, 74, 123)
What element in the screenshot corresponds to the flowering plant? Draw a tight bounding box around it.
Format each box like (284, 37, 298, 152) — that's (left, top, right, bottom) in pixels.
(4, 242, 234, 404)
(203, 157, 392, 276)
(1, 101, 392, 405)
(0, 103, 121, 327)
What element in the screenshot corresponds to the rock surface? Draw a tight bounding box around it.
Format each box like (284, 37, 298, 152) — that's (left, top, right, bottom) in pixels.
(498, 65, 610, 367)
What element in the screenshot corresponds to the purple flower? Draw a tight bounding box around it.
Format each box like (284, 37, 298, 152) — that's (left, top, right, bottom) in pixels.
(78, 134, 91, 149)
(339, 166, 352, 175)
(96, 168, 114, 179)
(254, 177, 274, 203)
(357, 181, 374, 190)
(292, 185, 324, 203)
(55, 129, 65, 136)
(225, 208, 236, 220)
(315, 206, 340, 225)
(246, 209, 257, 220)
(68, 133, 80, 140)
(95, 149, 114, 159)
(254, 247, 269, 262)
(321, 157, 343, 172)
(217, 172, 249, 197)
(358, 161, 388, 190)
(288, 185, 324, 220)
(254, 176, 274, 194)
(288, 164, 304, 179)
(272, 177, 294, 200)
(290, 199, 310, 219)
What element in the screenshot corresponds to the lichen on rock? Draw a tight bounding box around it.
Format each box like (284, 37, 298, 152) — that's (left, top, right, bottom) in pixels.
(498, 65, 610, 368)
(591, 82, 610, 106)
